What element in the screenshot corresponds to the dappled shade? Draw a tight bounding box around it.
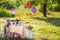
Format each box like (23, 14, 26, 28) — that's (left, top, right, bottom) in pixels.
(32, 17, 60, 27)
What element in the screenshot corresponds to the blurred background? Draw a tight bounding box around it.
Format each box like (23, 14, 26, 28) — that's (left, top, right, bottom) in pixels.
(0, 0, 60, 40)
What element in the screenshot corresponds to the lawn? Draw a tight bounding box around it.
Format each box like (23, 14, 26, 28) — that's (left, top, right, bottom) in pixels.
(0, 9, 60, 40)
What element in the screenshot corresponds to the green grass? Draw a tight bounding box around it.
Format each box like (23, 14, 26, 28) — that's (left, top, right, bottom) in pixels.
(0, 9, 60, 40)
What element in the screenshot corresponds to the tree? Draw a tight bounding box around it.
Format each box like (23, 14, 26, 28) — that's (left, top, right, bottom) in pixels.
(43, 2, 47, 17)
(35, 0, 59, 17)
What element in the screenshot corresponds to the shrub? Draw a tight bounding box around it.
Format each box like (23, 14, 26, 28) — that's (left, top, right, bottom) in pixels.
(0, 10, 10, 17)
(54, 5, 60, 11)
(49, 4, 60, 12)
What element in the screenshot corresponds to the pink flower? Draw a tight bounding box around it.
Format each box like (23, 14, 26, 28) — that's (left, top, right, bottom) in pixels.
(11, 10, 16, 14)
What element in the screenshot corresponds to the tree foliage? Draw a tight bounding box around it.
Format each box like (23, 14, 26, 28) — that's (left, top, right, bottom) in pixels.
(0, 0, 60, 11)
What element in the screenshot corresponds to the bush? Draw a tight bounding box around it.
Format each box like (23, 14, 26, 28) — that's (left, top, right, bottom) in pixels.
(49, 4, 60, 12)
(0, 1, 15, 10)
(0, 10, 10, 17)
(54, 5, 60, 11)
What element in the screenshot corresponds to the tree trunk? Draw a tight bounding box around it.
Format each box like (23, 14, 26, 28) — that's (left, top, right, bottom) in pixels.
(43, 3, 47, 17)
